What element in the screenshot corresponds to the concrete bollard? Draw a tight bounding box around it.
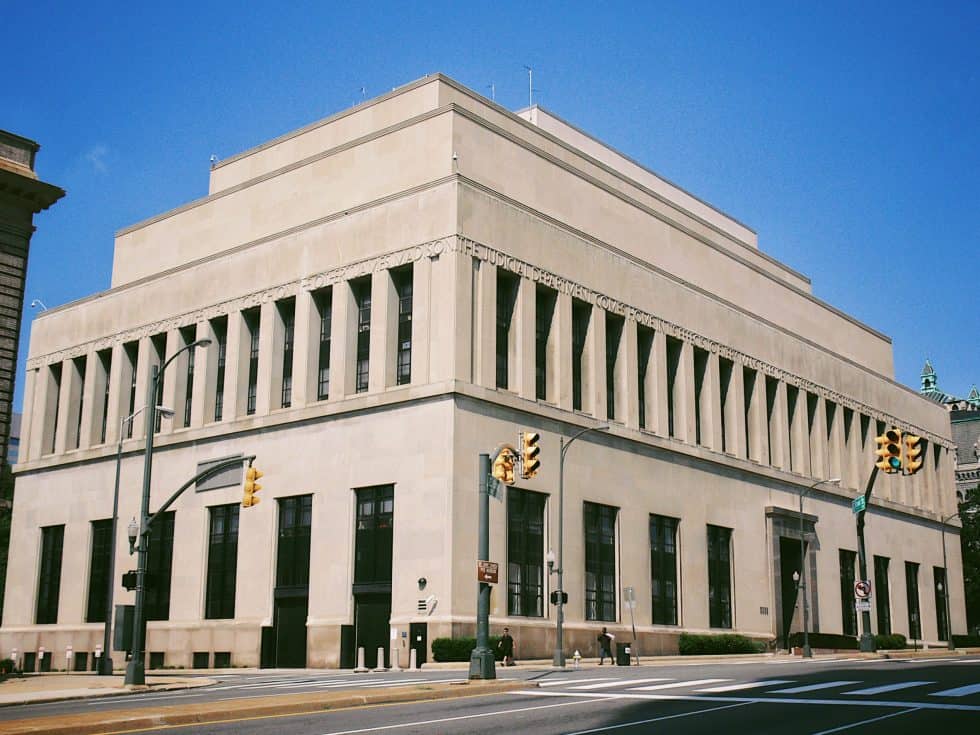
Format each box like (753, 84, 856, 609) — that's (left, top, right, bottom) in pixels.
(354, 646, 369, 673)
(408, 648, 419, 671)
(389, 646, 402, 671)
(372, 646, 387, 672)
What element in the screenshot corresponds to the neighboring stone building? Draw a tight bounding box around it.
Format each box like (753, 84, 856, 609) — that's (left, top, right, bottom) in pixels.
(919, 361, 980, 502)
(1, 75, 965, 672)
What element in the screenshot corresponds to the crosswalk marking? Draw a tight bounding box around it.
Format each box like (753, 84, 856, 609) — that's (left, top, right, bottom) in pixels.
(769, 681, 860, 694)
(844, 681, 933, 695)
(628, 678, 728, 691)
(930, 683, 980, 697)
(697, 679, 795, 693)
(538, 677, 614, 688)
(569, 678, 671, 690)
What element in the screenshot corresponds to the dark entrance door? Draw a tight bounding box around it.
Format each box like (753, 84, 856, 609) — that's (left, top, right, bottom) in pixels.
(354, 594, 391, 669)
(274, 596, 308, 668)
(779, 536, 804, 649)
(409, 622, 427, 666)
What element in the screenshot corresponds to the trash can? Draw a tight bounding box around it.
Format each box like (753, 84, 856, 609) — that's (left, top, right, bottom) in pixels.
(616, 642, 633, 666)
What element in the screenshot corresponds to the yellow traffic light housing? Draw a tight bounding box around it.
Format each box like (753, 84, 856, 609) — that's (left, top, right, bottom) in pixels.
(243, 466, 263, 508)
(904, 434, 923, 475)
(491, 447, 517, 486)
(520, 430, 541, 479)
(874, 428, 903, 473)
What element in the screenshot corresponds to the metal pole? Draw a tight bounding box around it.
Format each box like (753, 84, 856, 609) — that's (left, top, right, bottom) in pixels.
(942, 516, 954, 650)
(799, 489, 811, 658)
(468, 453, 495, 679)
(125, 365, 158, 686)
(100, 428, 125, 675)
(554, 436, 565, 667)
(855, 466, 878, 652)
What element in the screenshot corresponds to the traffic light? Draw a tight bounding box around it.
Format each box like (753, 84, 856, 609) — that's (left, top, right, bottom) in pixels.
(520, 430, 541, 479)
(243, 465, 263, 508)
(491, 447, 517, 486)
(875, 428, 903, 473)
(904, 434, 923, 475)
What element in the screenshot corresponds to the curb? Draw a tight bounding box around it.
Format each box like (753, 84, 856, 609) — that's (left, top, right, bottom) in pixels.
(0, 680, 530, 735)
(0, 679, 217, 708)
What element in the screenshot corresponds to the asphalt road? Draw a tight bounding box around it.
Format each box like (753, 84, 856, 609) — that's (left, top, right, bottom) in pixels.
(5, 656, 980, 733)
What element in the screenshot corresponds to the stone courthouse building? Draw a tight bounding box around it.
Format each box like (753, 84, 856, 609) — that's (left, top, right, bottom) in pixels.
(1, 75, 966, 671)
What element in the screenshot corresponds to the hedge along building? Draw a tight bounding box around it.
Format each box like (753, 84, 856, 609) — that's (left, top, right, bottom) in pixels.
(1, 74, 964, 671)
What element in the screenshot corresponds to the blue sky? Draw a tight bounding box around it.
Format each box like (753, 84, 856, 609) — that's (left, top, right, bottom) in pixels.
(4, 1, 978, 412)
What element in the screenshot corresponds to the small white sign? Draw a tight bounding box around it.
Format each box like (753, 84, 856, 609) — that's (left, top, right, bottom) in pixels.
(390, 627, 398, 641)
(855, 600, 872, 612)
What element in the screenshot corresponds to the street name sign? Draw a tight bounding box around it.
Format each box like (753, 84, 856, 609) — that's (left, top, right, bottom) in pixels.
(852, 496, 866, 514)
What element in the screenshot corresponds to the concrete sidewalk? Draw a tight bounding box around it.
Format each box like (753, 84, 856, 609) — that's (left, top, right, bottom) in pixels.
(0, 679, 527, 735)
(0, 673, 215, 707)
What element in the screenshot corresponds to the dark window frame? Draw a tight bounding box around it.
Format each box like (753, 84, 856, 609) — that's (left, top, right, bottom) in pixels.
(650, 514, 679, 625)
(873, 555, 891, 635)
(314, 288, 332, 400)
(584, 501, 617, 622)
(507, 488, 545, 617)
(36, 525, 65, 624)
(212, 317, 227, 422)
(707, 524, 733, 629)
(277, 495, 313, 589)
(495, 271, 519, 390)
(180, 326, 196, 427)
(394, 266, 413, 386)
(352, 279, 372, 394)
(244, 309, 260, 415)
(145, 511, 175, 621)
(839, 549, 858, 636)
(535, 286, 557, 401)
(278, 298, 295, 408)
(86, 519, 113, 623)
(205, 504, 240, 619)
(905, 561, 921, 641)
(354, 485, 394, 585)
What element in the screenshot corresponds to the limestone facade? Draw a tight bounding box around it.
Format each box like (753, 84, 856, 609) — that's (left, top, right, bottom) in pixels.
(1, 75, 964, 670)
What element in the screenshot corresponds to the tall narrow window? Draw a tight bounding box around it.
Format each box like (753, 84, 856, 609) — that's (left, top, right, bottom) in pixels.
(839, 549, 858, 636)
(873, 555, 891, 635)
(535, 286, 557, 401)
(180, 326, 196, 427)
(125, 341, 138, 438)
(905, 562, 921, 641)
(244, 308, 260, 415)
(765, 376, 778, 465)
(786, 385, 799, 472)
(719, 356, 734, 452)
(278, 298, 295, 408)
(205, 504, 239, 619)
(571, 300, 590, 411)
(86, 519, 113, 623)
(584, 501, 617, 621)
(46, 363, 62, 455)
(743, 367, 756, 459)
(314, 288, 332, 400)
(145, 511, 175, 621)
(151, 333, 167, 432)
(605, 313, 623, 421)
(495, 271, 518, 390)
(637, 326, 654, 430)
(860, 414, 870, 450)
(98, 349, 112, 444)
(393, 266, 413, 386)
(665, 337, 682, 438)
(36, 525, 64, 624)
(650, 514, 679, 625)
(934, 566, 949, 642)
(73, 356, 87, 449)
(212, 317, 227, 421)
(352, 278, 371, 394)
(694, 347, 709, 446)
(277, 495, 313, 588)
(807, 393, 820, 471)
(354, 486, 394, 584)
(707, 524, 733, 628)
(507, 488, 545, 617)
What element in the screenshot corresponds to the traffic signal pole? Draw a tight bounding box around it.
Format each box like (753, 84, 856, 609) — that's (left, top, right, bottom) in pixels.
(855, 465, 879, 652)
(468, 452, 495, 680)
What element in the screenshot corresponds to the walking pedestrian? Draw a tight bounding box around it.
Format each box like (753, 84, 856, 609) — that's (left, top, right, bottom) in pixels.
(498, 627, 515, 666)
(597, 627, 615, 665)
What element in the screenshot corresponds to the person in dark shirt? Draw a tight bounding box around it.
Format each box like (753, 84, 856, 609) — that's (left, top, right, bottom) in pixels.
(498, 627, 515, 666)
(597, 627, 614, 664)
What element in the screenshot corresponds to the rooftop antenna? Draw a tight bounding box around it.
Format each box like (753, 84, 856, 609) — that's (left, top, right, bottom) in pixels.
(488, 82, 495, 102)
(523, 65, 533, 108)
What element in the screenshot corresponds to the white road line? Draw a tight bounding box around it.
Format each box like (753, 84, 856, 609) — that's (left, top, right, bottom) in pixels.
(568, 678, 671, 690)
(511, 688, 980, 711)
(930, 682, 980, 697)
(561, 701, 754, 735)
(844, 681, 933, 695)
(769, 680, 859, 694)
(538, 677, 615, 687)
(629, 678, 728, 691)
(697, 679, 794, 693)
(811, 707, 921, 734)
(316, 697, 611, 735)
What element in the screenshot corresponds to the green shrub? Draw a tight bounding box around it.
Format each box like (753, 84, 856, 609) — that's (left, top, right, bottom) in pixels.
(678, 633, 764, 655)
(874, 633, 907, 650)
(431, 636, 504, 662)
(0, 658, 14, 675)
(787, 632, 858, 650)
(952, 634, 980, 647)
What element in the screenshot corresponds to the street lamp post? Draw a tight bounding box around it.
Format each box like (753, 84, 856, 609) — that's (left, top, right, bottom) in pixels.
(552, 424, 609, 668)
(124, 339, 210, 686)
(99, 405, 174, 675)
(797, 477, 839, 658)
(940, 503, 977, 651)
